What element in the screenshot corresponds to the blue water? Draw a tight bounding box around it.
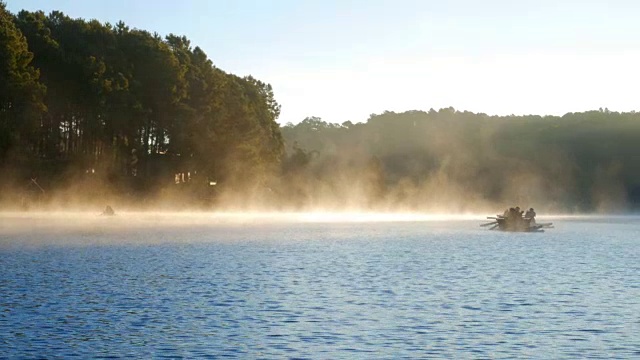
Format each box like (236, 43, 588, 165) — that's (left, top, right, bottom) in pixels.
(1, 214, 639, 358)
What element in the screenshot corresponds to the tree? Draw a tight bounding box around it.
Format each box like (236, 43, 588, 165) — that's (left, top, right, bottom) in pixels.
(0, 2, 45, 161)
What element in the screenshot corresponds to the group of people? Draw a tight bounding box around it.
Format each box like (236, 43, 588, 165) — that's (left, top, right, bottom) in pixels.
(503, 206, 536, 224)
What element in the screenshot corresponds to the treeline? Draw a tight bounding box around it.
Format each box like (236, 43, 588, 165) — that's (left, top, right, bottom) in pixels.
(0, 2, 283, 207)
(281, 108, 640, 212)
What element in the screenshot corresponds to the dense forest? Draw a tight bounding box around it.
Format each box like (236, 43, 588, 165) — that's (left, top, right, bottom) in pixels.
(1, 2, 639, 212)
(0, 3, 283, 209)
(281, 109, 640, 213)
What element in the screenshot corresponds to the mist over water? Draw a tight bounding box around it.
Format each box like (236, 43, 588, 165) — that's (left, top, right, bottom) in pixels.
(0, 211, 483, 243)
(0, 211, 633, 245)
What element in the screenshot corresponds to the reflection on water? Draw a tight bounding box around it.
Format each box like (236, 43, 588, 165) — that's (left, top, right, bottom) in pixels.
(1, 214, 639, 358)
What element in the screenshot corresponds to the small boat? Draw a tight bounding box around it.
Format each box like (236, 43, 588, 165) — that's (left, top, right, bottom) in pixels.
(481, 215, 553, 232)
(101, 205, 116, 216)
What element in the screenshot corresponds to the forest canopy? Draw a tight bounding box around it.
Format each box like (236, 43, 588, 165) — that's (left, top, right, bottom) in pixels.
(0, 3, 283, 209)
(1, 2, 638, 213)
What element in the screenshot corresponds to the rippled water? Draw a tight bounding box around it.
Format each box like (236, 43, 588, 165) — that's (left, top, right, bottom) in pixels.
(1, 213, 639, 358)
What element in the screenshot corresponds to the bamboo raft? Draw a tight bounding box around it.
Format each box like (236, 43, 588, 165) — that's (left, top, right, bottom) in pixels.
(481, 215, 553, 232)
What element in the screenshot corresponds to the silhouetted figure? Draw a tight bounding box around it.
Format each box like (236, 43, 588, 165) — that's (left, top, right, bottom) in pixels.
(525, 208, 536, 225)
(102, 205, 115, 216)
(515, 206, 523, 218)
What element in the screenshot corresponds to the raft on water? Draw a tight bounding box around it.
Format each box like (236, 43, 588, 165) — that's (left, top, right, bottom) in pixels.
(481, 215, 553, 232)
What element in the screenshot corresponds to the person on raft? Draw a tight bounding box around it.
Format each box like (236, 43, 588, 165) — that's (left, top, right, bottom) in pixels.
(515, 206, 524, 217)
(503, 207, 515, 218)
(525, 208, 536, 224)
(505, 207, 522, 219)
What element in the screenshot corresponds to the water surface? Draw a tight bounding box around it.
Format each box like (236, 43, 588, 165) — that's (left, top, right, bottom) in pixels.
(1, 213, 639, 358)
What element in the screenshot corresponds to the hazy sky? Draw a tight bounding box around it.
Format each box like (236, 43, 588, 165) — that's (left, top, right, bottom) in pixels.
(8, 0, 640, 124)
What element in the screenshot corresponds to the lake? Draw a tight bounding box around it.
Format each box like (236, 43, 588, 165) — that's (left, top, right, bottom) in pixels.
(1, 212, 639, 358)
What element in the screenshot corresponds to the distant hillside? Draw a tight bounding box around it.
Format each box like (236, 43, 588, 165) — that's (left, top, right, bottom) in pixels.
(280, 109, 640, 212)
